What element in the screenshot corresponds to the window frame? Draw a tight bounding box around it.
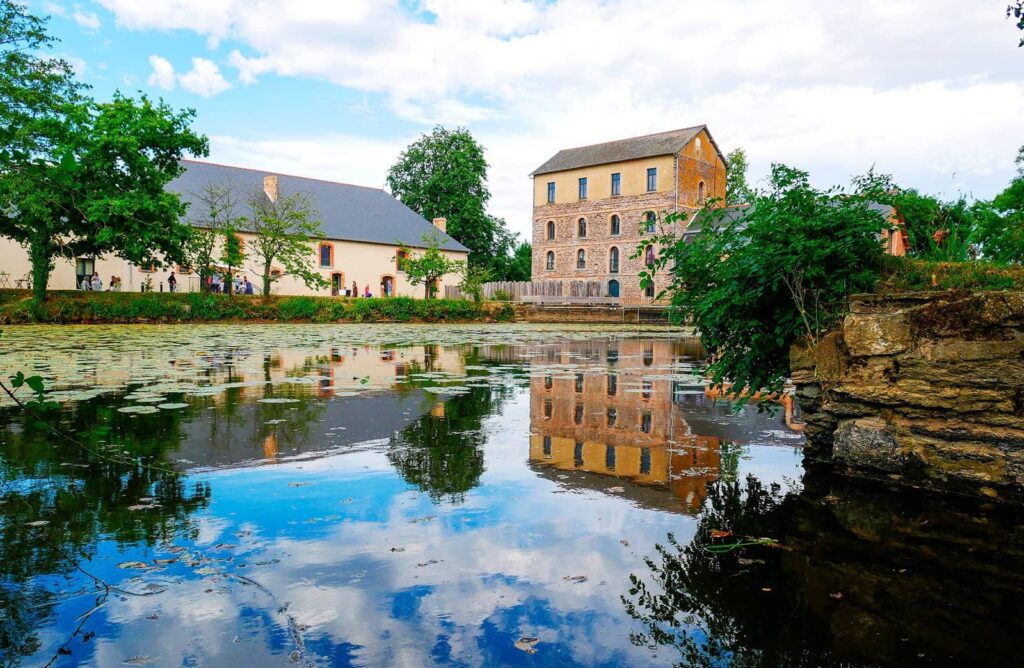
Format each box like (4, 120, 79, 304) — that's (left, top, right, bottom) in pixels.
(646, 167, 657, 192)
(577, 217, 587, 238)
(547, 181, 556, 203)
(610, 214, 620, 236)
(546, 221, 555, 240)
(576, 248, 586, 269)
(611, 172, 621, 197)
(578, 177, 588, 200)
(609, 246, 619, 274)
(319, 242, 334, 268)
(545, 251, 555, 271)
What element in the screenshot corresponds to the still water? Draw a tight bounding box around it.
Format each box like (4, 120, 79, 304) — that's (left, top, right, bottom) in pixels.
(0, 324, 1020, 667)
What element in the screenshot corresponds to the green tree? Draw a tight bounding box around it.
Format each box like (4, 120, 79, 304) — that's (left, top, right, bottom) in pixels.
(182, 182, 242, 292)
(246, 187, 328, 296)
(0, 1, 83, 161)
(459, 264, 492, 302)
(973, 146, 1024, 264)
(505, 240, 533, 281)
(220, 231, 244, 295)
(386, 126, 515, 273)
(643, 164, 888, 398)
(399, 234, 465, 299)
(0, 92, 208, 303)
(724, 147, 752, 205)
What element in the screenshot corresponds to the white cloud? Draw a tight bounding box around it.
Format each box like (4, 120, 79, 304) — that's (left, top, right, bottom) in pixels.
(42, 1, 67, 18)
(147, 54, 176, 90)
(72, 8, 102, 31)
(147, 56, 232, 98)
(178, 57, 232, 97)
(100, 0, 1024, 236)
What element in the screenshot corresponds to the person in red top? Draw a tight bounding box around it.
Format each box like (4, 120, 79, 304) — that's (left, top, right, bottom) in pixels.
(364, 284, 371, 298)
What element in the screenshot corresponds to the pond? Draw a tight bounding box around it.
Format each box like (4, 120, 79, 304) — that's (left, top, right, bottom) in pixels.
(0, 324, 1021, 667)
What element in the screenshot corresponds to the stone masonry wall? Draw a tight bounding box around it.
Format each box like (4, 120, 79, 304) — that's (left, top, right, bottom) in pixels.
(791, 290, 1024, 501)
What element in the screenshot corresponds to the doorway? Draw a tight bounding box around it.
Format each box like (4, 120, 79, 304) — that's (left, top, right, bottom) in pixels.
(607, 279, 620, 298)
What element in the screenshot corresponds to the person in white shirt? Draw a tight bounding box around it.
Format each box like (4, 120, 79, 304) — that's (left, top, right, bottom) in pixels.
(90, 272, 103, 291)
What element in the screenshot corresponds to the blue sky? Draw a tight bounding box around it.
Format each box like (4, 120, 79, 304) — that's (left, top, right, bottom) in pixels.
(32, 0, 1024, 239)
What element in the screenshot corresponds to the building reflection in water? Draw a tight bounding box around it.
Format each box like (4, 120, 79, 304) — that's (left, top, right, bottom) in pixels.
(527, 338, 801, 514)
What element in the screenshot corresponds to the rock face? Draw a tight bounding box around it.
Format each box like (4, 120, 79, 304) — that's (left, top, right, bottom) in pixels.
(792, 290, 1024, 501)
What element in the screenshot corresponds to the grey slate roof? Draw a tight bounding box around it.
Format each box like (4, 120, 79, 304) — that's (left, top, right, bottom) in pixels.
(167, 160, 469, 253)
(531, 125, 707, 176)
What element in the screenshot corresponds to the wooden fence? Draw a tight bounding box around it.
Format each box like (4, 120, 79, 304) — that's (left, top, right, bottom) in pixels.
(444, 280, 612, 303)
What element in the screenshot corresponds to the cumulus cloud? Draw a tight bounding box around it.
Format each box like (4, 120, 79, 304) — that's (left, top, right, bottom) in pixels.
(178, 57, 232, 97)
(100, 0, 1024, 234)
(147, 54, 176, 91)
(147, 56, 232, 97)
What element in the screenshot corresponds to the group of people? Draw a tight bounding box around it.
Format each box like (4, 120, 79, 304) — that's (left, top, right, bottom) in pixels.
(79, 272, 121, 291)
(331, 281, 377, 298)
(202, 272, 254, 295)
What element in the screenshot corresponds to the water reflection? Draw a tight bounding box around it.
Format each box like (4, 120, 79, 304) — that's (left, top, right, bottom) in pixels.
(526, 338, 799, 513)
(0, 325, 1019, 667)
(624, 471, 1024, 666)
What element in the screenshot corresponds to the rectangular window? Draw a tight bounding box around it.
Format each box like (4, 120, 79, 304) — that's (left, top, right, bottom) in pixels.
(319, 244, 332, 267)
(647, 167, 657, 192)
(547, 181, 556, 203)
(396, 249, 409, 272)
(611, 173, 621, 196)
(578, 177, 588, 200)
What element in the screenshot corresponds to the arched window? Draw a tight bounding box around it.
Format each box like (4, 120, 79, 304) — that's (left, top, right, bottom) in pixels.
(577, 218, 587, 238)
(695, 137, 702, 153)
(609, 247, 619, 273)
(607, 279, 620, 298)
(610, 215, 621, 236)
(645, 244, 655, 267)
(645, 211, 656, 233)
(577, 248, 586, 269)
(546, 251, 555, 270)
(547, 221, 555, 240)
(698, 181, 706, 204)
(645, 282, 655, 298)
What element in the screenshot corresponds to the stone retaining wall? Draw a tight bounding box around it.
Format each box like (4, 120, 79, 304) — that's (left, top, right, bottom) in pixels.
(791, 290, 1024, 501)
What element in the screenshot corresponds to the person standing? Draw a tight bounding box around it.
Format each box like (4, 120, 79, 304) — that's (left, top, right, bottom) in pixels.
(364, 284, 371, 298)
(211, 272, 221, 294)
(352, 280, 358, 298)
(243, 276, 254, 295)
(90, 272, 103, 291)
(167, 271, 177, 293)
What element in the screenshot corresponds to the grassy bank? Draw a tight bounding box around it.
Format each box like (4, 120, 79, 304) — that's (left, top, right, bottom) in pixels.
(877, 257, 1024, 293)
(0, 290, 515, 325)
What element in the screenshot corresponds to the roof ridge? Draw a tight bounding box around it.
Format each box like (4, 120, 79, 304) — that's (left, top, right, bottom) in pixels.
(551, 125, 705, 154)
(180, 159, 385, 192)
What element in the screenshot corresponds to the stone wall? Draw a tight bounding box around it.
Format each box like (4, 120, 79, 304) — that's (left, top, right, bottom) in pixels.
(791, 290, 1024, 501)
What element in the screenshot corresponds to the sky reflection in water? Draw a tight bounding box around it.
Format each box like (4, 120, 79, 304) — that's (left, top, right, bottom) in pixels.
(1, 325, 1017, 667)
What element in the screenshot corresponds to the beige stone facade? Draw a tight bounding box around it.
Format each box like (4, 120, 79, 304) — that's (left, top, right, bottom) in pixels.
(0, 233, 466, 297)
(530, 126, 727, 305)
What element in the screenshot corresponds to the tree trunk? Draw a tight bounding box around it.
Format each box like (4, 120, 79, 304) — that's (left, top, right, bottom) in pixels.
(29, 231, 53, 305)
(262, 260, 272, 296)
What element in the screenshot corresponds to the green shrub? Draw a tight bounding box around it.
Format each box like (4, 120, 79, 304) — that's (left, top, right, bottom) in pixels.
(492, 289, 512, 302)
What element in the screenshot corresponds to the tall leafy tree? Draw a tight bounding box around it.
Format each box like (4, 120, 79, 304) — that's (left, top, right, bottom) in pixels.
(386, 126, 515, 273)
(973, 146, 1024, 264)
(0, 93, 208, 303)
(0, 2, 208, 302)
(0, 1, 83, 161)
(220, 230, 244, 295)
(245, 187, 328, 296)
(182, 181, 243, 292)
(724, 147, 752, 205)
(399, 234, 465, 299)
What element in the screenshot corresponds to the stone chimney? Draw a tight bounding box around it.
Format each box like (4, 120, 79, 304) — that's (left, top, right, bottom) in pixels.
(432, 217, 447, 233)
(263, 174, 278, 203)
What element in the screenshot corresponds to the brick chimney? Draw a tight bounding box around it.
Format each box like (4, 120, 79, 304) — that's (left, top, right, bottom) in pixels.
(432, 217, 447, 233)
(263, 174, 278, 203)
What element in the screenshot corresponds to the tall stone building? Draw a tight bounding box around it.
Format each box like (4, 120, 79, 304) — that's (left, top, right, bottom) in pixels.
(530, 125, 727, 304)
